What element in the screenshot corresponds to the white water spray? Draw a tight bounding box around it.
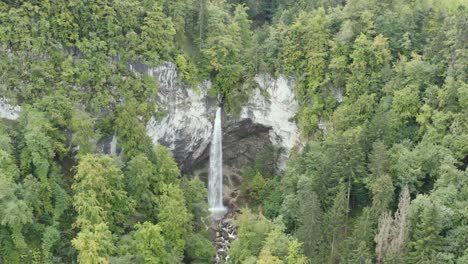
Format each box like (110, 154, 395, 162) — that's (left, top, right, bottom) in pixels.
(208, 107, 226, 215)
(110, 133, 117, 156)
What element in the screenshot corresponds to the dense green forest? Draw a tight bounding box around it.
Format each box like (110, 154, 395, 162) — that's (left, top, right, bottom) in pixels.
(0, 0, 467, 263)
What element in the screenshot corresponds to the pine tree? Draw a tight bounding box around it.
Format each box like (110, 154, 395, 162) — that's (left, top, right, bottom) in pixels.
(19, 108, 60, 216)
(369, 141, 389, 180)
(372, 174, 394, 216)
(324, 184, 348, 263)
(296, 176, 322, 259)
(344, 207, 376, 264)
(406, 196, 444, 263)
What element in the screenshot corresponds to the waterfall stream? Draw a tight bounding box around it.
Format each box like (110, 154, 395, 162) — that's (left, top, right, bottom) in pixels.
(110, 133, 117, 156)
(208, 107, 226, 216)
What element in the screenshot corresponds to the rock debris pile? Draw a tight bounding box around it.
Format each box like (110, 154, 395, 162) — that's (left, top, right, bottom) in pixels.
(214, 218, 237, 263)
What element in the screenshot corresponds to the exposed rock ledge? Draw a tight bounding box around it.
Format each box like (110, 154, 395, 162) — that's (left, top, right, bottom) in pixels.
(144, 62, 300, 172)
(0, 98, 21, 120)
(1, 62, 300, 173)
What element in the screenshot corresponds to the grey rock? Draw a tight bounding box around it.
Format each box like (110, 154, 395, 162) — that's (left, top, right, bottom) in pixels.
(0, 98, 21, 120)
(145, 62, 299, 173)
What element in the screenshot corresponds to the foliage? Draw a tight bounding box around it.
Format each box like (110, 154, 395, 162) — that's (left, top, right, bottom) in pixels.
(133, 222, 169, 264)
(72, 155, 134, 232)
(157, 183, 191, 262)
(72, 222, 114, 264)
(0, 0, 466, 262)
(229, 208, 271, 262)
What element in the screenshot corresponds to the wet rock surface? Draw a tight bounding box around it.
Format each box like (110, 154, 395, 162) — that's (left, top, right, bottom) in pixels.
(212, 216, 238, 263)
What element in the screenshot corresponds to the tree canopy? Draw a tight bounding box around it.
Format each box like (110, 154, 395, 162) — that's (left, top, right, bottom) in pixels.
(0, 0, 466, 263)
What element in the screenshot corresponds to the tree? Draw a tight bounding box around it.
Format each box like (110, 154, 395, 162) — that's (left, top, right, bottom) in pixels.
(262, 219, 291, 261)
(70, 109, 97, 156)
(375, 186, 411, 263)
(34, 94, 74, 131)
(322, 128, 366, 216)
(281, 8, 331, 135)
(125, 154, 159, 220)
(406, 196, 444, 263)
(0, 160, 33, 260)
(72, 155, 134, 232)
(347, 34, 391, 100)
(389, 186, 411, 257)
(372, 175, 394, 215)
(258, 218, 309, 263)
(185, 233, 215, 264)
(19, 108, 61, 216)
(260, 176, 283, 219)
(286, 240, 308, 264)
(279, 194, 299, 231)
(115, 99, 156, 161)
(392, 85, 421, 120)
(163, 0, 192, 35)
(41, 226, 61, 263)
(72, 222, 114, 264)
(203, 2, 238, 71)
(257, 246, 283, 264)
(181, 177, 210, 231)
(155, 145, 180, 184)
(282, 8, 330, 98)
(230, 208, 272, 263)
(157, 183, 191, 262)
(324, 184, 348, 263)
(133, 222, 169, 264)
(202, 2, 253, 110)
(250, 171, 266, 204)
(139, 2, 175, 63)
(233, 4, 253, 50)
(296, 176, 322, 259)
(368, 141, 389, 180)
(343, 207, 376, 264)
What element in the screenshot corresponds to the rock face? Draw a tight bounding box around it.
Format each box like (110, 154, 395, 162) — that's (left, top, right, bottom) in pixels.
(145, 62, 299, 173)
(1, 62, 300, 174)
(240, 74, 299, 169)
(0, 98, 21, 120)
(145, 62, 215, 171)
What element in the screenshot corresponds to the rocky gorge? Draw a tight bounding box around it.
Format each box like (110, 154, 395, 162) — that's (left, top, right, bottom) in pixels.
(139, 63, 301, 263)
(0, 62, 300, 263)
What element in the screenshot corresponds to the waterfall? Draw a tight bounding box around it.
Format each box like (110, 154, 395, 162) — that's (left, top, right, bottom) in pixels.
(208, 107, 226, 215)
(110, 133, 117, 156)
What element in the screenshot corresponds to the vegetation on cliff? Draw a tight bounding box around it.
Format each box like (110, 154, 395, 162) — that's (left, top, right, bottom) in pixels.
(0, 0, 467, 263)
